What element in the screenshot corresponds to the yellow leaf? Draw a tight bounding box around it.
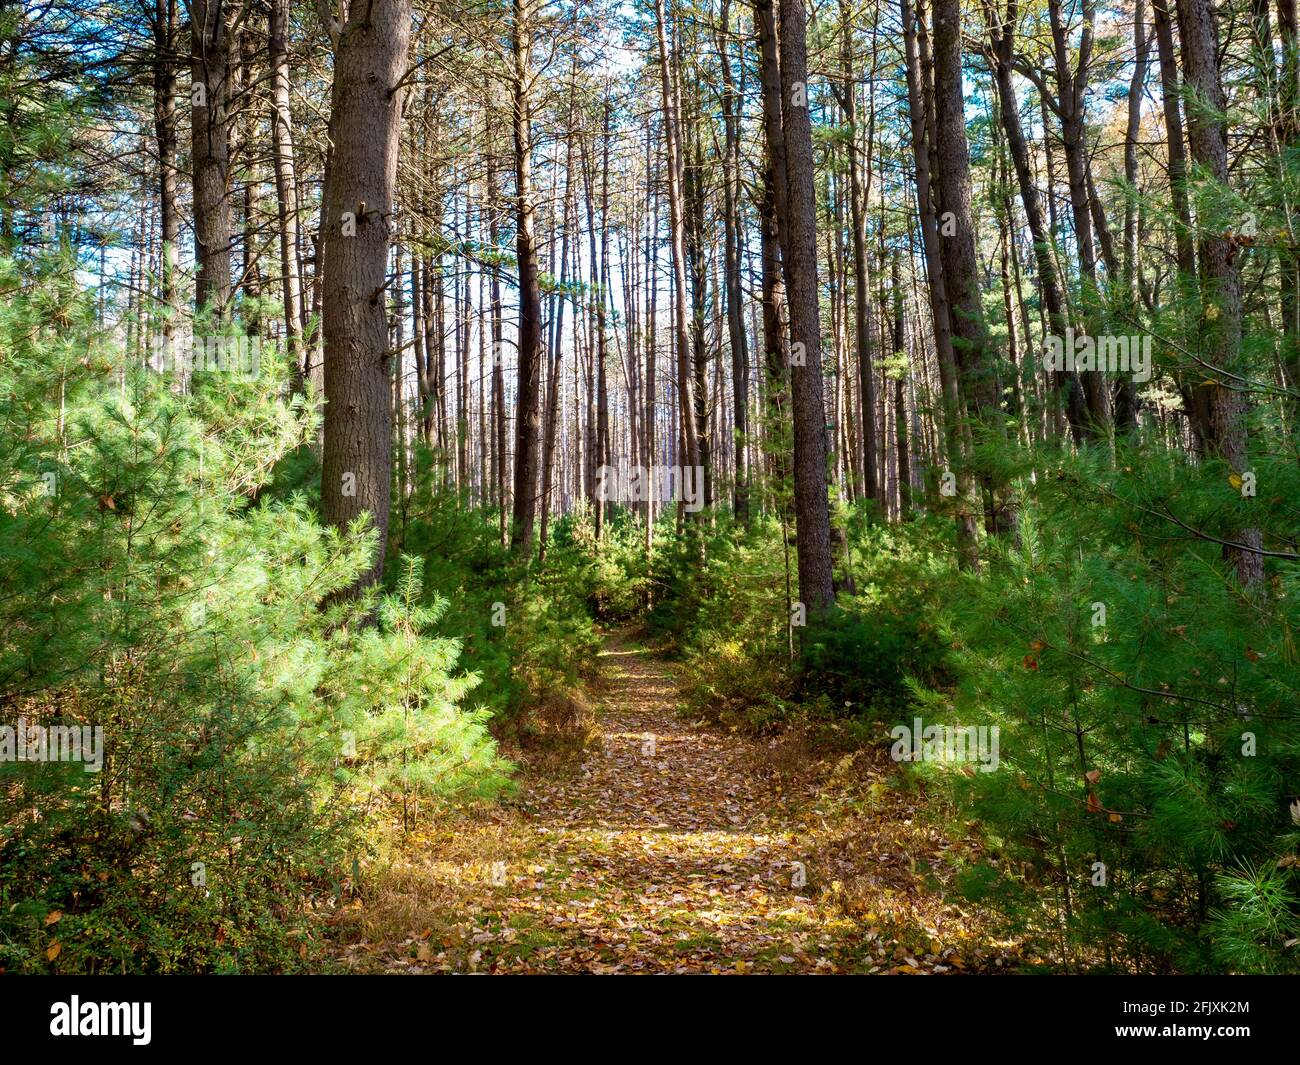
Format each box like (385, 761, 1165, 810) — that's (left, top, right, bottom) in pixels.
(1228, 473, 1243, 490)
(46, 941, 62, 962)
(44, 910, 62, 926)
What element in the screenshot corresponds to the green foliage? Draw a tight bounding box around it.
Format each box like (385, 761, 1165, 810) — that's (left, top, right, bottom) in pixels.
(631, 437, 1300, 973)
(394, 477, 602, 723)
(553, 505, 653, 621)
(799, 518, 953, 717)
(635, 509, 952, 733)
(918, 443, 1300, 973)
(1208, 861, 1300, 974)
(0, 257, 509, 973)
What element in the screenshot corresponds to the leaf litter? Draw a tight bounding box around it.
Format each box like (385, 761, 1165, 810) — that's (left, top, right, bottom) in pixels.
(327, 632, 1026, 974)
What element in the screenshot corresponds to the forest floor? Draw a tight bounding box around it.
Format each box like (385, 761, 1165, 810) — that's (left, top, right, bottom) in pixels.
(328, 630, 1032, 974)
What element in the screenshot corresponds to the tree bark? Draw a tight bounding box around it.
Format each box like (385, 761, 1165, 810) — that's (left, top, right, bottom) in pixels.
(1175, 0, 1264, 586)
(838, 0, 881, 506)
(190, 0, 232, 317)
(1116, 0, 1150, 433)
(718, 0, 749, 524)
(319, 0, 411, 596)
(269, 0, 305, 391)
(933, 0, 1007, 536)
(903, 0, 978, 565)
(509, 0, 543, 552)
(986, 0, 1088, 442)
(776, 0, 836, 613)
(654, 0, 702, 504)
(152, 0, 179, 354)
(1153, 0, 1196, 281)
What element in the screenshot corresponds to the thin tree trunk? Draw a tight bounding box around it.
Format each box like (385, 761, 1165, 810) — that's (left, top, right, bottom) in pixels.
(269, 0, 305, 391)
(719, 0, 750, 525)
(986, 0, 1088, 443)
(152, 0, 179, 355)
(653, 0, 702, 512)
(903, 0, 978, 565)
(839, 0, 880, 506)
(510, 0, 543, 552)
(1116, 0, 1149, 433)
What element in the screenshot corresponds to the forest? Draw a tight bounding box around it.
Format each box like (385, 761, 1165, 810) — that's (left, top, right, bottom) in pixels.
(0, 0, 1298, 982)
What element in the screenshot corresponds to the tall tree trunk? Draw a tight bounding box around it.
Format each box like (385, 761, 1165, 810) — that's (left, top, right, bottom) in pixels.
(891, 252, 913, 517)
(394, 241, 408, 527)
(933, 0, 1006, 537)
(1152, 0, 1206, 448)
(411, 248, 429, 445)
(1116, 0, 1149, 433)
(644, 124, 659, 556)
(1175, 0, 1264, 586)
(509, 0, 543, 552)
(319, 0, 411, 596)
(539, 95, 576, 564)
(653, 0, 702, 510)
(838, 0, 881, 506)
(718, 0, 749, 525)
(269, 0, 305, 391)
(684, 98, 712, 512)
(775, 0, 836, 613)
(457, 212, 470, 490)
(595, 96, 612, 539)
(756, 1, 792, 497)
(1047, 0, 1111, 435)
(1153, 0, 1196, 282)
(903, 0, 978, 565)
(1277, 0, 1300, 394)
(986, 0, 1088, 442)
(486, 148, 508, 543)
(191, 0, 232, 317)
(231, 28, 261, 320)
(152, 0, 179, 354)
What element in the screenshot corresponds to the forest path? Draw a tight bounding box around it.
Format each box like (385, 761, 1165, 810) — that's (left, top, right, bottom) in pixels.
(333, 630, 1012, 974)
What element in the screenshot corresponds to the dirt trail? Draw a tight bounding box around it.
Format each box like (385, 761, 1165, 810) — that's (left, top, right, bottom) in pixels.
(334, 631, 1007, 974)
